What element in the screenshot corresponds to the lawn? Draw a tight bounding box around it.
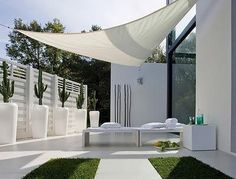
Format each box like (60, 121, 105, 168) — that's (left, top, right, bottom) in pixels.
(23, 158, 100, 179)
(149, 157, 232, 179)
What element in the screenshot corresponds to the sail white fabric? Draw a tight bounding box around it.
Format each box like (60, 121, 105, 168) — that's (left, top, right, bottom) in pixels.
(17, 0, 196, 66)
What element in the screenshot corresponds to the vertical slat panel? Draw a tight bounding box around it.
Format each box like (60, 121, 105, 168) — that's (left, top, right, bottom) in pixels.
(57, 77, 87, 134)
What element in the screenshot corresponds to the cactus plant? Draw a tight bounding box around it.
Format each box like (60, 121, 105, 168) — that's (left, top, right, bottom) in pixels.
(34, 68, 47, 105)
(0, 61, 15, 103)
(90, 91, 98, 111)
(76, 82, 85, 109)
(58, 79, 70, 107)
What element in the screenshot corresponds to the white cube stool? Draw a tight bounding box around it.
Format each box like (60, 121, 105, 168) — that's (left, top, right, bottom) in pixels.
(183, 125, 216, 151)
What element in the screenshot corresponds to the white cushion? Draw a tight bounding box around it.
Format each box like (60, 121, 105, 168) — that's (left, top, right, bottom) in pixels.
(165, 119, 183, 129)
(165, 118, 178, 124)
(100, 122, 121, 128)
(141, 122, 166, 129)
(166, 123, 176, 129)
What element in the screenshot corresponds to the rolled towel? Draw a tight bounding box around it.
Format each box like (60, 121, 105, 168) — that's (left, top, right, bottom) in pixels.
(100, 122, 122, 128)
(165, 118, 178, 129)
(141, 122, 166, 129)
(165, 118, 178, 124)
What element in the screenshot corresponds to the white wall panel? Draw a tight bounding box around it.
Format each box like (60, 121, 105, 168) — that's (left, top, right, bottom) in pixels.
(111, 63, 167, 127)
(196, 0, 232, 153)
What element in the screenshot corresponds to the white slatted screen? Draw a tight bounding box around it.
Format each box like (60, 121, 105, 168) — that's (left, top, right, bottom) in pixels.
(0, 59, 87, 139)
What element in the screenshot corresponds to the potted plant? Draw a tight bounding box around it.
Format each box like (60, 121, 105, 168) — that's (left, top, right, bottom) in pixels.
(0, 61, 17, 144)
(54, 79, 70, 135)
(89, 91, 99, 127)
(75, 82, 87, 132)
(31, 68, 49, 139)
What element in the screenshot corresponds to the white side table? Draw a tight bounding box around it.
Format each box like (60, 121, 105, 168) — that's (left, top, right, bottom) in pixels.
(183, 125, 216, 151)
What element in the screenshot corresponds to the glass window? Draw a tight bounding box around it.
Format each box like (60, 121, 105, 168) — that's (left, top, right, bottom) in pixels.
(172, 28, 196, 124)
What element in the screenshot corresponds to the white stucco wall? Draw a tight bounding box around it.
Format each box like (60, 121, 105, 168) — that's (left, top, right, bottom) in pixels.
(196, 0, 232, 153)
(110, 63, 167, 127)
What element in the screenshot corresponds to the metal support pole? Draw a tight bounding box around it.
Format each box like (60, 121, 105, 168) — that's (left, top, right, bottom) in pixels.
(166, 0, 174, 118)
(167, 51, 173, 118)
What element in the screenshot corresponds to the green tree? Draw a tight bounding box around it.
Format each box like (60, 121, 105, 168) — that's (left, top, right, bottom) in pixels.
(6, 18, 68, 75)
(67, 54, 110, 124)
(176, 32, 196, 54)
(6, 18, 45, 69)
(146, 46, 166, 63)
(43, 19, 66, 74)
(90, 25, 102, 32)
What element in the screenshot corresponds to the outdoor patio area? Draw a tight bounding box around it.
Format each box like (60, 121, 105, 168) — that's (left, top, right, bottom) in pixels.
(0, 133, 235, 178)
(1, 0, 236, 178)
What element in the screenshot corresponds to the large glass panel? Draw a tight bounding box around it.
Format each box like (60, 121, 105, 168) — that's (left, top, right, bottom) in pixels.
(172, 28, 196, 124)
(175, 6, 196, 38)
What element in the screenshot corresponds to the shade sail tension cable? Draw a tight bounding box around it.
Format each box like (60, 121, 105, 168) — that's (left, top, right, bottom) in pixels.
(0, 23, 14, 30)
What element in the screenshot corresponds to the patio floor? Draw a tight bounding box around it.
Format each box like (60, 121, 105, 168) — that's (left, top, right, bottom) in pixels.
(0, 133, 235, 178)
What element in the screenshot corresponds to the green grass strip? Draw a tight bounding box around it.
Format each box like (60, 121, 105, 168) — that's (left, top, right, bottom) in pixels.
(23, 158, 100, 179)
(149, 157, 232, 179)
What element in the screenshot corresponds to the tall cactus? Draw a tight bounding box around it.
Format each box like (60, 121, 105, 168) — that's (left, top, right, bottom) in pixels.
(0, 61, 15, 103)
(58, 78, 70, 107)
(34, 68, 47, 105)
(76, 82, 85, 109)
(90, 91, 98, 111)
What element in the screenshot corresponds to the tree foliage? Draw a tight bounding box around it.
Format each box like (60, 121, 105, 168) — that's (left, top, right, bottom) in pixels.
(6, 18, 68, 75)
(145, 32, 196, 64)
(176, 33, 196, 54)
(6, 19, 45, 69)
(146, 46, 166, 63)
(43, 19, 67, 75)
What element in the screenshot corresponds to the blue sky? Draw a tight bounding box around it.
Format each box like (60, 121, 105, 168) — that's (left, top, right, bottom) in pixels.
(0, 0, 195, 59)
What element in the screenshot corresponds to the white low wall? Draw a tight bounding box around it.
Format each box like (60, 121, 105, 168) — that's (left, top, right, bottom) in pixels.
(110, 63, 167, 127)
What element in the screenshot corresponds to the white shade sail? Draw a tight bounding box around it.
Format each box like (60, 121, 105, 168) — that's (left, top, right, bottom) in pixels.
(17, 0, 196, 66)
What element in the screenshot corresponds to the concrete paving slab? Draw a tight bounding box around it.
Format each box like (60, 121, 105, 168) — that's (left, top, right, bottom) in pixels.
(95, 159, 162, 179)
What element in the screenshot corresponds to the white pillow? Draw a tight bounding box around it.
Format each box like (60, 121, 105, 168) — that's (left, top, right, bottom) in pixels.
(165, 118, 178, 124)
(100, 122, 121, 128)
(141, 122, 166, 129)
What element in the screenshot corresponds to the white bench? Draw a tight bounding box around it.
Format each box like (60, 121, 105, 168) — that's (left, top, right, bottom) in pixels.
(82, 127, 183, 147)
(82, 127, 140, 147)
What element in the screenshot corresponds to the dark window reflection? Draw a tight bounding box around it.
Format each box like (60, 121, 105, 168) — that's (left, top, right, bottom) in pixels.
(172, 31, 196, 124)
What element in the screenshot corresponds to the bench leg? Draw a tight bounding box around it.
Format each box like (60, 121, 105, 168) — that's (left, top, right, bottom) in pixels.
(82, 131, 89, 147)
(179, 131, 183, 147)
(136, 131, 141, 147)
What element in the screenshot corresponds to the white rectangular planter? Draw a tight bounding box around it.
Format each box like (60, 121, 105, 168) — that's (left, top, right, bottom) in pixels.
(31, 105, 49, 139)
(89, 111, 100, 128)
(54, 107, 69, 135)
(183, 125, 216, 151)
(75, 109, 87, 132)
(0, 103, 18, 144)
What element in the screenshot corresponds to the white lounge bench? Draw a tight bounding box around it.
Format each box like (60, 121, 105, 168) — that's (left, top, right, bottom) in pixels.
(82, 127, 140, 147)
(82, 127, 183, 147)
